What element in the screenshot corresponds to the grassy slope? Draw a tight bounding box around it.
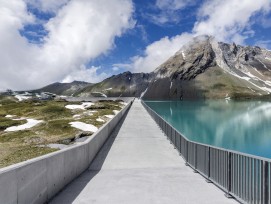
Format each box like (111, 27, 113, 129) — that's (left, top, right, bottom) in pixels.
(194, 66, 270, 99)
(0, 97, 124, 168)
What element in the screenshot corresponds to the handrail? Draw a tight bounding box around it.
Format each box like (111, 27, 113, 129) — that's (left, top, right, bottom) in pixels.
(141, 100, 271, 204)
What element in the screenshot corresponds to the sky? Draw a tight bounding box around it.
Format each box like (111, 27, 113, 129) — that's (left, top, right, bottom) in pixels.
(1, 0, 271, 91)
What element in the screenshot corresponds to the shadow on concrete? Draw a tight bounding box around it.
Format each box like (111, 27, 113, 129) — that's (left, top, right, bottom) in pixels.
(49, 109, 130, 204)
(89, 108, 130, 171)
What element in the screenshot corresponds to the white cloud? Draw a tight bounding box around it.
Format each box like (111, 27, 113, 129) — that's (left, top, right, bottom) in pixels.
(131, 33, 193, 73)
(112, 67, 120, 72)
(128, 0, 271, 73)
(112, 63, 132, 70)
(0, 0, 134, 91)
(193, 0, 271, 44)
(62, 66, 108, 83)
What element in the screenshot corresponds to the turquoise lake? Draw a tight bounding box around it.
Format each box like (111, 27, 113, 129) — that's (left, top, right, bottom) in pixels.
(145, 100, 271, 159)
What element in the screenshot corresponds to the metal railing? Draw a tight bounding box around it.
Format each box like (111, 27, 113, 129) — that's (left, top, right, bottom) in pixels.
(141, 101, 271, 204)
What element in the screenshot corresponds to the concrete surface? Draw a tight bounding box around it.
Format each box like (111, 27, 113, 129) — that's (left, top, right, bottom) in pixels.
(50, 99, 237, 204)
(0, 99, 132, 204)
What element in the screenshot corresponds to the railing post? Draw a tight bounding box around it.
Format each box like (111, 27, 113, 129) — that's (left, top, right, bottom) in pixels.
(185, 141, 189, 166)
(206, 147, 212, 183)
(225, 152, 232, 198)
(142, 101, 271, 204)
(263, 161, 268, 204)
(193, 145, 198, 173)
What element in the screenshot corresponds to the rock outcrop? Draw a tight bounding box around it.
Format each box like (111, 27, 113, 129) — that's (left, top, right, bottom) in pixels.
(35, 36, 271, 100)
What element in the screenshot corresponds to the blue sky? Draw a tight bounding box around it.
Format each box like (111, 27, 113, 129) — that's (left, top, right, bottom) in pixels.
(1, 0, 271, 90)
(21, 0, 200, 75)
(93, 0, 271, 75)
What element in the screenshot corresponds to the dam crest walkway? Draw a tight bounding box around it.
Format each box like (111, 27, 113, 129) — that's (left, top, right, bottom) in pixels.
(50, 99, 237, 204)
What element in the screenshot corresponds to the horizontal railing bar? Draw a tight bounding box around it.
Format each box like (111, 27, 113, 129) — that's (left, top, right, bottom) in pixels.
(142, 100, 271, 204)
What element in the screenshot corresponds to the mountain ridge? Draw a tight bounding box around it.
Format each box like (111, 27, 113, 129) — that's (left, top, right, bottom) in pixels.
(35, 36, 271, 100)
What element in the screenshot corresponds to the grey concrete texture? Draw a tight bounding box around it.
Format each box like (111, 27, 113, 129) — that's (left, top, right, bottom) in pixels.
(50, 99, 238, 204)
(0, 99, 133, 204)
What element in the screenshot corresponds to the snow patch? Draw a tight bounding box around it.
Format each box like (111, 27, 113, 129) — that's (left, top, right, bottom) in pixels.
(96, 118, 105, 122)
(5, 119, 43, 132)
(170, 82, 173, 89)
(46, 144, 70, 150)
(245, 72, 257, 79)
(226, 69, 271, 94)
(113, 110, 120, 115)
(231, 73, 251, 81)
(104, 88, 112, 91)
(120, 102, 127, 106)
(69, 122, 98, 132)
(258, 59, 270, 71)
(5, 115, 16, 118)
(253, 68, 264, 76)
(15, 95, 31, 101)
(83, 111, 93, 116)
(105, 115, 114, 119)
(140, 87, 148, 99)
(65, 102, 94, 110)
(225, 94, 231, 101)
(247, 87, 256, 93)
(92, 92, 107, 97)
(73, 114, 81, 119)
(13, 117, 26, 121)
(181, 51, 186, 59)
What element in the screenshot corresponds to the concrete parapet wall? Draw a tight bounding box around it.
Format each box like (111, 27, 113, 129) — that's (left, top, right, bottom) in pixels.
(0, 99, 133, 204)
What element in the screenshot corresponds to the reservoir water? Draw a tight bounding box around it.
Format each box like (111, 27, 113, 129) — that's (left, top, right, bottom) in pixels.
(145, 100, 271, 159)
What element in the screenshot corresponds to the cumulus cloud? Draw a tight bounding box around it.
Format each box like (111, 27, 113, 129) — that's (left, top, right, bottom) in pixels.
(0, 0, 134, 90)
(129, 0, 271, 73)
(62, 66, 108, 83)
(193, 0, 271, 44)
(131, 33, 193, 72)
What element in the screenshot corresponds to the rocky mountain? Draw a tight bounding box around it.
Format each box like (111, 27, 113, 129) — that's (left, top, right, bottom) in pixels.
(35, 35, 271, 100)
(144, 36, 271, 100)
(74, 72, 153, 97)
(35, 81, 90, 96)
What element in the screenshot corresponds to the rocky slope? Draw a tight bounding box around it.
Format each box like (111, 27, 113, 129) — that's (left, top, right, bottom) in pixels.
(74, 72, 153, 97)
(144, 36, 271, 100)
(35, 81, 90, 96)
(35, 36, 271, 100)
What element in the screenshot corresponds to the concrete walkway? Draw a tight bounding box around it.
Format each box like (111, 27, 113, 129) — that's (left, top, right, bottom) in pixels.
(50, 99, 237, 204)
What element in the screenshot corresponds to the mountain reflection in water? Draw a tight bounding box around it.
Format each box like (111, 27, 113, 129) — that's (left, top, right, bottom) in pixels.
(145, 100, 271, 159)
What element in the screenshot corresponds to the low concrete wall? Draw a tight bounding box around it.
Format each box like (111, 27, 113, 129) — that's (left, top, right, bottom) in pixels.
(0, 99, 133, 204)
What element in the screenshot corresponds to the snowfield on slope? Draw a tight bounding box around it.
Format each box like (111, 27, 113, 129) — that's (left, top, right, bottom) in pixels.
(69, 122, 98, 132)
(5, 119, 43, 132)
(65, 102, 94, 110)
